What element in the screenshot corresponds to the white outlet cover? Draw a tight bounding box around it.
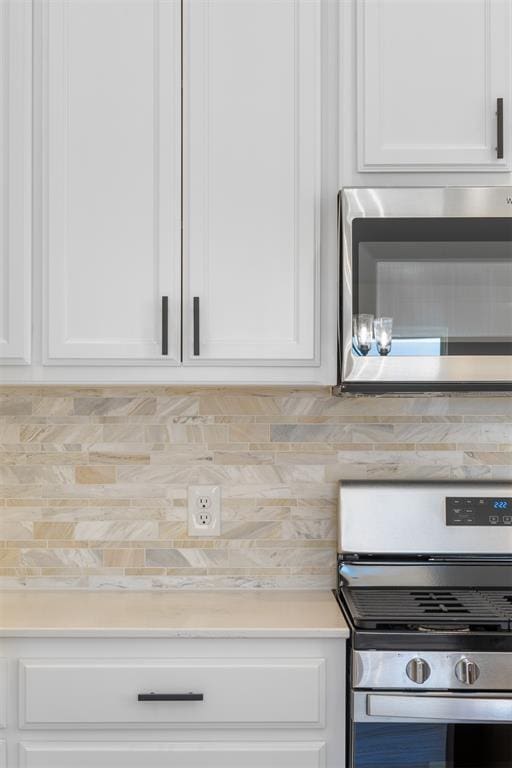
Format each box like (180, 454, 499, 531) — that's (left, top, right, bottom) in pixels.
(188, 485, 221, 537)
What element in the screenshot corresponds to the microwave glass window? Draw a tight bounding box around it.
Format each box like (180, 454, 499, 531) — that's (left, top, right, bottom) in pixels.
(352, 218, 512, 357)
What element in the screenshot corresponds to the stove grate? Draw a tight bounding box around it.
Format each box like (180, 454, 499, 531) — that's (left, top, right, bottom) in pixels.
(342, 588, 512, 630)
(479, 590, 512, 620)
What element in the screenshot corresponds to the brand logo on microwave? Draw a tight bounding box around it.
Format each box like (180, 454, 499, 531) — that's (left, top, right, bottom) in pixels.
(507, 197, 512, 204)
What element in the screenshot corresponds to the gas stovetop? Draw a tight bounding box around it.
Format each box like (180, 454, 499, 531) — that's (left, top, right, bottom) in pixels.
(336, 481, 512, 653)
(336, 585, 512, 652)
(342, 587, 512, 631)
(339, 482, 512, 766)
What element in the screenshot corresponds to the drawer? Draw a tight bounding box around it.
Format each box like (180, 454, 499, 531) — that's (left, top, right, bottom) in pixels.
(19, 658, 325, 729)
(18, 741, 326, 768)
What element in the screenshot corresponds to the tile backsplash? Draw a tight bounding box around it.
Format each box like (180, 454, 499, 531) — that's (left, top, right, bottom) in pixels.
(0, 387, 511, 590)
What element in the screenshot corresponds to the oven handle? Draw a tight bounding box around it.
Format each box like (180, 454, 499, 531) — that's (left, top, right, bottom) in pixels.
(356, 693, 512, 724)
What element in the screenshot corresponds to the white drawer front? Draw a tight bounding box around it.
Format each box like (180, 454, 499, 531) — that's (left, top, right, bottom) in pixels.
(19, 741, 326, 768)
(0, 660, 6, 728)
(20, 658, 325, 729)
(19, 741, 325, 768)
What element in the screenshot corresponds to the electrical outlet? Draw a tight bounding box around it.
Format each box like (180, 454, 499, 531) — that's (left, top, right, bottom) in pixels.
(188, 485, 221, 536)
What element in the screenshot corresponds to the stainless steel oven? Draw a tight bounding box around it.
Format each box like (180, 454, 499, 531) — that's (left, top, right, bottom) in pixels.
(352, 686, 512, 768)
(339, 187, 512, 390)
(336, 481, 512, 768)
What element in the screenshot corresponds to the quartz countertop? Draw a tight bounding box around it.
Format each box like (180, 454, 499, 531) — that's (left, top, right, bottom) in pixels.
(0, 590, 348, 638)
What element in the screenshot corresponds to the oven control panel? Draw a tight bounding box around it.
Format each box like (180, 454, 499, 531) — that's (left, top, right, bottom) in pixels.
(446, 497, 512, 526)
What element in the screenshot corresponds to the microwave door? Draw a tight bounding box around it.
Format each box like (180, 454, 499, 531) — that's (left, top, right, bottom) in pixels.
(341, 188, 512, 387)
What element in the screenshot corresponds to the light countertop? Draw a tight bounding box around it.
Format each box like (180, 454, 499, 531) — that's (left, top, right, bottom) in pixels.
(0, 590, 349, 638)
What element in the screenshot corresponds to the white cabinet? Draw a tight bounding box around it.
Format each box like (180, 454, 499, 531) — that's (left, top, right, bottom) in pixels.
(0, 0, 31, 364)
(1, 0, 337, 384)
(357, 0, 512, 172)
(20, 658, 324, 728)
(19, 741, 325, 768)
(183, 0, 321, 364)
(1, 636, 344, 768)
(43, 0, 181, 364)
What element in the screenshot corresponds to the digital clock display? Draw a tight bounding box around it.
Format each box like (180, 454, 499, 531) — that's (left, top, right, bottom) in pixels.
(446, 497, 512, 526)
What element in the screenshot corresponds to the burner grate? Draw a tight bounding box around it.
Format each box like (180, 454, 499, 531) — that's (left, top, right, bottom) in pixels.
(479, 590, 512, 621)
(343, 588, 512, 630)
(410, 591, 471, 615)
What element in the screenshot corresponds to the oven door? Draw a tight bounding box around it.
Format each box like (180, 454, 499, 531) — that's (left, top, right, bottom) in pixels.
(352, 691, 512, 768)
(340, 187, 512, 387)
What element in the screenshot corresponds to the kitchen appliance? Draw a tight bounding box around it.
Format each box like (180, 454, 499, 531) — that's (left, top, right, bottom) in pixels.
(338, 187, 512, 391)
(336, 481, 512, 768)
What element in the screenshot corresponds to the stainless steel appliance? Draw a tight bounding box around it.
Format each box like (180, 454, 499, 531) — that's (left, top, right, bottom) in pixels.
(339, 187, 512, 390)
(336, 481, 512, 768)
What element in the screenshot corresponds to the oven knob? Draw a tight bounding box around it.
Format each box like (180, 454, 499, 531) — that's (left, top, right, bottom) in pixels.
(455, 658, 480, 685)
(406, 657, 431, 684)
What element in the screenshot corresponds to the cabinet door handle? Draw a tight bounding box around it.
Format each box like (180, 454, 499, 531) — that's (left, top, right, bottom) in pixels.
(497, 97, 504, 159)
(161, 296, 169, 356)
(138, 693, 204, 702)
(193, 296, 200, 356)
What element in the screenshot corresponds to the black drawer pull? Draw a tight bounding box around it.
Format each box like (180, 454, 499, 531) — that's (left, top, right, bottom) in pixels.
(138, 692, 204, 702)
(161, 296, 169, 356)
(497, 97, 504, 159)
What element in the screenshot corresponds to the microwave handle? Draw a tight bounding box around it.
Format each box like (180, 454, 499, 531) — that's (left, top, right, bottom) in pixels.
(360, 693, 512, 724)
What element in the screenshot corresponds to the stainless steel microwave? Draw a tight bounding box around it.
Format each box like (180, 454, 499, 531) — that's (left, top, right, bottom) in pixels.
(339, 187, 512, 391)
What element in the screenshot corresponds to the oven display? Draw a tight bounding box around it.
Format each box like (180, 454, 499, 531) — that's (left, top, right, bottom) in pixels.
(446, 497, 512, 526)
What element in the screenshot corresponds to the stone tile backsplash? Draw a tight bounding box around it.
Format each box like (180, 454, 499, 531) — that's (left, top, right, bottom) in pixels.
(0, 387, 510, 590)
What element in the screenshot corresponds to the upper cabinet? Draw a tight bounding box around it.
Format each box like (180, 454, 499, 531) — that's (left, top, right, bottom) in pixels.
(357, 0, 512, 172)
(2, 0, 337, 383)
(43, 0, 181, 364)
(0, 0, 31, 364)
(183, 0, 321, 365)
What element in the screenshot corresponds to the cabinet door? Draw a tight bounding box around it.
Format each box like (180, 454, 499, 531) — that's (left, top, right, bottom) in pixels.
(19, 742, 325, 768)
(0, 0, 31, 364)
(357, 0, 512, 171)
(43, 0, 181, 363)
(184, 0, 321, 364)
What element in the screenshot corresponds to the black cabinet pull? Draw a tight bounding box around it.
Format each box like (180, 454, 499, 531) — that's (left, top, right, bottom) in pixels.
(161, 296, 169, 356)
(497, 98, 504, 159)
(138, 693, 204, 702)
(193, 296, 200, 356)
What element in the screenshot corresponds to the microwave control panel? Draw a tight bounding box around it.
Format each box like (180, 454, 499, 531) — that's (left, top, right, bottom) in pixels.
(446, 497, 512, 526)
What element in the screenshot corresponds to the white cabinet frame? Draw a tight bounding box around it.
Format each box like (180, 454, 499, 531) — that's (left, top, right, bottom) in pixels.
(0, 0, 31, 365)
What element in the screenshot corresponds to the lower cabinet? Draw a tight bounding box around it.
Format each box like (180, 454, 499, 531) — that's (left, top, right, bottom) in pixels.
(20, 658, 324, 728)
(1, 637, 345, 768)
(18, 742, 325, 768)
